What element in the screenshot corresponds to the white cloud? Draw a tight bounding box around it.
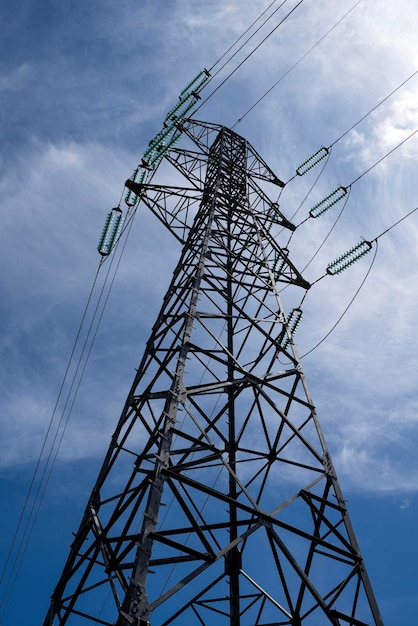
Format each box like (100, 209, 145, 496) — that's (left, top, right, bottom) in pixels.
(3, 3, 418, 624)
(400, 498, 411, 510)
(1, 0, 417, 496)
(0, 63, 29, 92)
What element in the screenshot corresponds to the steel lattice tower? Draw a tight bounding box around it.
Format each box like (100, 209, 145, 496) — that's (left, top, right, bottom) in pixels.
(44, 121, 383, 626)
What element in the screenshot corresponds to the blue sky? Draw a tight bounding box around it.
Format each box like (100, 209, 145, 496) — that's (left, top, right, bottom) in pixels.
(1, 0, 418, 624)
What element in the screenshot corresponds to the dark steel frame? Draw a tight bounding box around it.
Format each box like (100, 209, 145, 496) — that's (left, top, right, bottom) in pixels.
(43, 122, 383, 626)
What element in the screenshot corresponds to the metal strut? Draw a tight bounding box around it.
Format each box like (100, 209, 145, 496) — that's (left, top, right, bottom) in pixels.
(43, 122, 383, 626)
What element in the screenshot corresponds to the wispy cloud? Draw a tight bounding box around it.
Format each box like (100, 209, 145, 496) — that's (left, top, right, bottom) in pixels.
(2, 2, 418, 624)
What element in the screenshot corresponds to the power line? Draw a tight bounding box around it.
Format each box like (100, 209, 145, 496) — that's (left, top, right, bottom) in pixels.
(0, 265, 103, 617)
(374, 205, 418, 241)
(299, 204, 418, 358)
(0, 205, 141, 621)
(330, 68, 418, 148)
(0, 206, 142, 625)
(208, 0, 283, 73)
(349, 127, 418, 186)
(300, 242, 379, 359)
(295, 126, 418, 227)
(194, 0, 305, 114)
(293, 68, 418, 180)
(232, 0, 363, 129)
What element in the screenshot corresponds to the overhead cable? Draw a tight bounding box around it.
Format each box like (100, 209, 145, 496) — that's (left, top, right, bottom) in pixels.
(232, 0, 363, 129)
(194, 0, 305, 114)
(295, 68, 418, 180)
(300, 242, 379, 359)
(208, 0, 282, 73)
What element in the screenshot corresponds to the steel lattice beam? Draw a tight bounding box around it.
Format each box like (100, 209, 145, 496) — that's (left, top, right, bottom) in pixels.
(43, 122, 383, 626)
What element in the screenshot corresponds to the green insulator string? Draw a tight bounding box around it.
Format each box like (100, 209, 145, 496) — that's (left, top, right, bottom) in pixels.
(272, 248, 289, 280)
(97, 208, 124, 257)
(125, 168, 148, 207)
(280, 307, 303, 349)
(309, 186, 349, 219)
(296, 147, 330, 176)
(294, 68, 418, 180)
(179, 69, 210, 97)
(326, 240, 373, 275)
(95, 66, 213, 256)
(300, 242, 379, 359)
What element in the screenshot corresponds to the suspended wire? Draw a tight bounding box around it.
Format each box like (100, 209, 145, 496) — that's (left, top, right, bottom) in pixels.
(299, 188, 352, 273)
(194, 0, 305, 115)
(300, 241, 379, 359)
(208, 0, 289, 78)
(330, 68, 418, 148)
(0, 206, 141, 622)
(374, 205, 418, 241)
(349, 126, 418, 186)
(299, 204, 418, 359)
(4, 0, 415, 613)
(291, 68, 418, 183)
(208, 0, 282, 73)
(0, 264, 101, 613)
(0, 300, 108, 618)
(233, 0, 363, 130)
(0, 207, 142, 625)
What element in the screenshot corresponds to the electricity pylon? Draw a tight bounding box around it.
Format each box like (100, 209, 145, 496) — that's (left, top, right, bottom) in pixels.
(43, 121, 383, 626)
